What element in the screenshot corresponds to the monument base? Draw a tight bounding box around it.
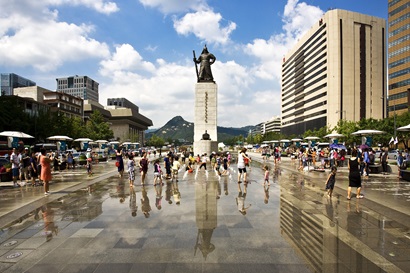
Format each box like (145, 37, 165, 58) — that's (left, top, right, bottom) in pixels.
(194, 140, 218, 156)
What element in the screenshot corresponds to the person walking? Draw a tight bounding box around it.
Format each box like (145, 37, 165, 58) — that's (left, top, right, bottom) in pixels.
(263, 165, 270, 186)
(397, 151, 405, 179)
(139, 152, 149, 185)
(325, 166, 337, 198)
(380, 147, 388, 175)
(172, 156, 181, 182)
(29, 151, 39, 186)
(163, 153, 172, 179)
(10, 148, 20, 187)
(153, 159, 163, 186)
(127, 153, 135, 187)
(40, 148, 52, 195)
(116, 148, 124, 178)
(237, 148, 251, 184)
(347, 149, 363, 200)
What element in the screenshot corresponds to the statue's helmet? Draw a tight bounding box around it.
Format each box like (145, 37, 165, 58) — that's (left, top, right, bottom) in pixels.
(201, 45, 209, 54)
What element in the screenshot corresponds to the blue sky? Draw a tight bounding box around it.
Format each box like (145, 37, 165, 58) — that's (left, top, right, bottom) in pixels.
(0, 0, 387, 128)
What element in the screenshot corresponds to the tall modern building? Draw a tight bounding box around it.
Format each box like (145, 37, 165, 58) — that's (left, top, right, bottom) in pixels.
(388, 0, 410, 117)
(281, 9, 386, 136)
(0, 73, 36, 96)
(56, 75, 99, 102)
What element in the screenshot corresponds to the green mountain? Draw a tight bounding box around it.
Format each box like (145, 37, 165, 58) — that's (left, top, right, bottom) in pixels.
(146, 116, 251, 143)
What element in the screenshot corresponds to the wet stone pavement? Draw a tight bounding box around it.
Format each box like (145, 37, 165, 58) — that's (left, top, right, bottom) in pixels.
(0, 154, 408, 273)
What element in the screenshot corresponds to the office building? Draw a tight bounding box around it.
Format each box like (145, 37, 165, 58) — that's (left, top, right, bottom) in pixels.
(1, 73, 36, 96)
(281, 9, 386, 136)
(56, 75, 99, 102)
(107, 98, 139, 111)
(14, 86, 83, 119)
(388, 0, 410, 117)
(105, 98, 153, 144)
(264, 116, 281, 134)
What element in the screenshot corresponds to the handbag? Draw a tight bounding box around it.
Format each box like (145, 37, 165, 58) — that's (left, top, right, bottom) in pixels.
(115, 161, 120, 167)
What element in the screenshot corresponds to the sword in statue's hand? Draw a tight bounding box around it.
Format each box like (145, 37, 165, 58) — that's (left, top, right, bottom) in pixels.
(193, 50, 199, 82)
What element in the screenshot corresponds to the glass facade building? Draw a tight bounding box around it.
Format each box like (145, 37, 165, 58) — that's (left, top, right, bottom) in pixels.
(0, 73, 36, 96)
(388, 0, 410, 116)
(56, 75, 99, 102)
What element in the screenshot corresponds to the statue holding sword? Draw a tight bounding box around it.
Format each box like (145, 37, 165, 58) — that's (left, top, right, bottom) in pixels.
(193, 45, 216, 82)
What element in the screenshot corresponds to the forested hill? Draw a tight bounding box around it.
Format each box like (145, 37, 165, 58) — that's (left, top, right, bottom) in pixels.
(145, 116, 252, 142)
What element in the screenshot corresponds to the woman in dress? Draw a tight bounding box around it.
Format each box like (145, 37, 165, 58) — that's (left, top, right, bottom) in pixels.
(347, 149, 363, 200)
(116, 148, 124, 178)
(40, 148, 52, 195)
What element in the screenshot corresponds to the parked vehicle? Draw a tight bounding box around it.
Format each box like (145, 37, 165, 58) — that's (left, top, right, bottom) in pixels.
(0, 157, 10, 166)
(388, 150, 399, 160)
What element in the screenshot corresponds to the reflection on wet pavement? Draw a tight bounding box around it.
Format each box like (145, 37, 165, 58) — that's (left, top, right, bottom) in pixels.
(0, 157, 408, 273)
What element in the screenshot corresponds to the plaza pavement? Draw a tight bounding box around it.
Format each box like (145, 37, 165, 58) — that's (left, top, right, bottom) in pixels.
(0, 153, 408, 273)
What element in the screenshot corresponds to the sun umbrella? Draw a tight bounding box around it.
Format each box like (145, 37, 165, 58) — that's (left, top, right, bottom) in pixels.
(397, 124, 410, 131)
(0, 131, 34, 138)
(95, 140, 108, 143)
(324, 133, 344, 138)
(351, 130, 384, 136)
(74, 138, 93, 142)
(304, 136, 320, 140)
(47, 135, 73, 141)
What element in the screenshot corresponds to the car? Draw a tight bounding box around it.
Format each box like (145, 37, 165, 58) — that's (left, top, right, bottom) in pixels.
(388, 150, 399, 160)
(0, 157, 10, 166)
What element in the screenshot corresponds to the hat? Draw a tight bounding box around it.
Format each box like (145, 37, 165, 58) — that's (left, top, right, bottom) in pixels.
(87, 148, 91, 152)
(24, 147, 28, 150)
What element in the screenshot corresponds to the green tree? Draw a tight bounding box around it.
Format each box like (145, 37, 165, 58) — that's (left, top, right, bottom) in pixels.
(146, 135, 165, 148)
(85, 111, 114, 140)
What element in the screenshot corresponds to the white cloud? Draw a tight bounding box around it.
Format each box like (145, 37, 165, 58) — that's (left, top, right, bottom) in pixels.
(99, 44, 156, 76)
(282, 0, 323, 38)
(245, 0, 324, 81)
(0, 20, 110, 71)
(68, 0, 119, 14)
(139, 0, 208, 14)
(1, 0, 119, 16)
(0, 0, 115, 71)
(174, 10, 236, 45)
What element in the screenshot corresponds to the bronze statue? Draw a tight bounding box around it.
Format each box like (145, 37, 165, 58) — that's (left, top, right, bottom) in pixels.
(193, 45, 216, 82)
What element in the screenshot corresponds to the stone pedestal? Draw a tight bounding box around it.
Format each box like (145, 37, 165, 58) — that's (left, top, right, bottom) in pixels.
(195, 140, 218, 157)
(194, 82, 218, 156)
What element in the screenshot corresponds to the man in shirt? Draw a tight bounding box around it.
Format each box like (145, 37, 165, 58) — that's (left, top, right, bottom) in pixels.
(10, 148, 20, 187)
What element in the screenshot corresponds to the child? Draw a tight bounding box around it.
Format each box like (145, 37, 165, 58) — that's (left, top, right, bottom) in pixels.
(185, 162, 193, 173)
(263, 165, 270, 186)
(127, 154, 135, 186)
(325, 166, 337, 197)
(153, 159, 163, 186)
(86, 157, 93, 177)
(172, 156, 181, 182)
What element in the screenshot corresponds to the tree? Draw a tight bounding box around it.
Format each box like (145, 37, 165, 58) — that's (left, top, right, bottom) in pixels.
(85, 111, 114, 140)
(146, 135, 165, 148)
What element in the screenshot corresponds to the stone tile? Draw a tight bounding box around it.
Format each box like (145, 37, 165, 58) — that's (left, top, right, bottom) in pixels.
(60, 263, 99, 273)
(0, 249, 33, 263)
(93, 263, 133, 273)
(57, 237, 93, 249)
(16, 263, 65, 273)
(114, 237, 146, 249)
(70, 228, 103, 238)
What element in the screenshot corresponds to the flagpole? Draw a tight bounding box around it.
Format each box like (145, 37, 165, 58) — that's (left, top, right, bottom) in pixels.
(394, 104, 397, 149)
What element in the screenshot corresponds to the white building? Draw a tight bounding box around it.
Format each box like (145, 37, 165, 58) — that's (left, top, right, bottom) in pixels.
(281, 9, 386, 136)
